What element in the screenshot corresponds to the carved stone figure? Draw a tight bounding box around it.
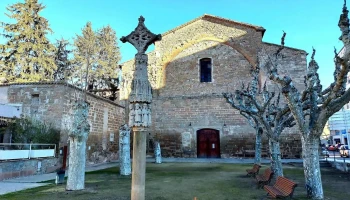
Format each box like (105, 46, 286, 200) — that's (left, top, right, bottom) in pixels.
(147, 104, 152, 126)
(129, 104, 135, 127)
(141, 103, 149, 127)
(134, 103, 142, 126)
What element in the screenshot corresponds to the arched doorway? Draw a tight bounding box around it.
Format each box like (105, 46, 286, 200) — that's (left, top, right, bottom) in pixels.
(197, 129, 220, 158)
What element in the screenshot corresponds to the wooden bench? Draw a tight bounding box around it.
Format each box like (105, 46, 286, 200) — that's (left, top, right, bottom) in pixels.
(246, 164, 261, 177)
(264, 176, 298, 199)
(255, 168, 274, 188)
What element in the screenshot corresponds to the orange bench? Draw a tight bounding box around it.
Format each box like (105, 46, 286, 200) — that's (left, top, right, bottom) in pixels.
(264, 176, 297, 199)
(246, 164, 261, 177)
(255, 167, 274, 188)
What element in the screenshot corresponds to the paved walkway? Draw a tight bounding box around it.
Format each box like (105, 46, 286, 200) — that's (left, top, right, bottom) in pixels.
(0, 162, 118, 195)
(0, 158, 304, 195)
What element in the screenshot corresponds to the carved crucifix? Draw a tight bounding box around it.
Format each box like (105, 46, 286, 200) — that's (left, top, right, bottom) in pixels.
(121, 16, 161, 127)
(121, 16, 161, 54)
(120, 16, 161, 200)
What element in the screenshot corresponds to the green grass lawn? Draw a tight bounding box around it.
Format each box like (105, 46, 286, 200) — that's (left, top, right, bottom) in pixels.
(1, 163, 349, 200)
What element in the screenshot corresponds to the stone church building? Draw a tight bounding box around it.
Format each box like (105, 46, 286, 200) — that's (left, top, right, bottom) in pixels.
(121, 14, 307, 158)
(0, 15, 307, 163)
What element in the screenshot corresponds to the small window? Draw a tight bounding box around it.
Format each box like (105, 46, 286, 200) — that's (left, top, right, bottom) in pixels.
(200, 58, 212, 82)
(31, 94, 39, 104)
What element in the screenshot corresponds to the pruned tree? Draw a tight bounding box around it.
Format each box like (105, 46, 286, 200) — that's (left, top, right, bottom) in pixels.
(264, 2, 350, 199)
(224, 68, 264, 165)
(240, 109, 263, 165)
(0, 0, 56, 82)
(53, 39, 71, 81)
(224, 66, 295, 177)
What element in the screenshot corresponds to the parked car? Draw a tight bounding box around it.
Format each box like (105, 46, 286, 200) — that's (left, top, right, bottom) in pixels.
(327, 145, 337, 151)
(339, 145, 349, 157)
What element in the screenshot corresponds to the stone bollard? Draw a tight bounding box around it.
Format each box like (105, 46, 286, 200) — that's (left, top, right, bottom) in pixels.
(119, 124, 131, 175)
(154, 141, 162, 164)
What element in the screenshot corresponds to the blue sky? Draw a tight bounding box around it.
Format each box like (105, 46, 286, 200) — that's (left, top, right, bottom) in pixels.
(0, 0, 346, 87)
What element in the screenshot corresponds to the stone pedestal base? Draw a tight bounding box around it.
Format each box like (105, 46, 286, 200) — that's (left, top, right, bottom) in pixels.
(131, 128, 147, 200)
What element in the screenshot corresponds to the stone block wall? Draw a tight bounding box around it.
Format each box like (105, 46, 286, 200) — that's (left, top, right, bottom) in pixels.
(151, 95, 302, 158)
(6, 84, 66, 129)
(159, 41, 252, 97)
(0, 158, 59, 181)
(2, 83, 125, 164)
(261, 42, 308, 91)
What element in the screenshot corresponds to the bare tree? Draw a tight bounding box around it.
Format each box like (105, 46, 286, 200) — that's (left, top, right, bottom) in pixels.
(241, 109, 264, 165)
(224, 66, 295, 177)
(224, 68, 263, 165)
(264, 2, 350, 199)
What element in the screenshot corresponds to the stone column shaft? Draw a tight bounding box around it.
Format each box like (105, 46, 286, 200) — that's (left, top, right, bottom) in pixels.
(131, 130, 146, 200)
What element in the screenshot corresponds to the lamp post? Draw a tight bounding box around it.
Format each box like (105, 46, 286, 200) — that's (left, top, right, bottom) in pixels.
(120, 16, 161, 200)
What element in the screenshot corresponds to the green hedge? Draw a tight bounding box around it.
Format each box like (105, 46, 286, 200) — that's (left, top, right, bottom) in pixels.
(8, 117, 60, 146)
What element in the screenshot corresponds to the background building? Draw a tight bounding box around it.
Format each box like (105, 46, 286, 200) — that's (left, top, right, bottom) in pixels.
(121, 15, 307, 158)
(0, 82, 125, 163)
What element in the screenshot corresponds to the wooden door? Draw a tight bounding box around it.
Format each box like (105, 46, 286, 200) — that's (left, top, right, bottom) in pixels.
(197, 129, 220, 158)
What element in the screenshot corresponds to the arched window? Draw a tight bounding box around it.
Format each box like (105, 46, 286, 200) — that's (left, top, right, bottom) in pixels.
(199, 58, 212, 82)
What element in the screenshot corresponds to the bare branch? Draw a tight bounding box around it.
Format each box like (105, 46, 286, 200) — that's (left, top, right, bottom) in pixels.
(275, 31, 286, 56)
(240, 111, 258, 129)
(223, 92, 257, 115)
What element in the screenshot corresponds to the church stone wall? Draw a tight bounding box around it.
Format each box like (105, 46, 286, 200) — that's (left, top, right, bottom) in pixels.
(149, 42, 306, 158)
(121, 17, 307, 158)
(160, 41, 252, 97)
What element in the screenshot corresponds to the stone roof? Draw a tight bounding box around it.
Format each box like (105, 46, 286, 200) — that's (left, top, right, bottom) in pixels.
(0, 81, 124, 108)
(162, 14, 266, 37)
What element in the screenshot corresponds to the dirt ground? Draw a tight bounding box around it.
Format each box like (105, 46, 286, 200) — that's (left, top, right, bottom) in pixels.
(1, 163, 349, 200)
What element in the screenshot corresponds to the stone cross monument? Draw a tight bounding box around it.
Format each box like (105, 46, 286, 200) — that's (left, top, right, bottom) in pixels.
(121, 16, 161, 200)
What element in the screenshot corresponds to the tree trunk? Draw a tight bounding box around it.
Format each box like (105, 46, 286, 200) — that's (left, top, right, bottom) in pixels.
(302, 135, 323, 200)
(66, 138, 86, 190)
(119, 124, 131, 175)
(269, 138, 283, 177)
(154, 141, 162, 164)
(254, 127, 263, 164)
(66, 101, 90, 191)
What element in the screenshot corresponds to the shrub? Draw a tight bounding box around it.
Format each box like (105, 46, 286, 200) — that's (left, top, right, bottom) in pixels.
(9, 117, 60, 147)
